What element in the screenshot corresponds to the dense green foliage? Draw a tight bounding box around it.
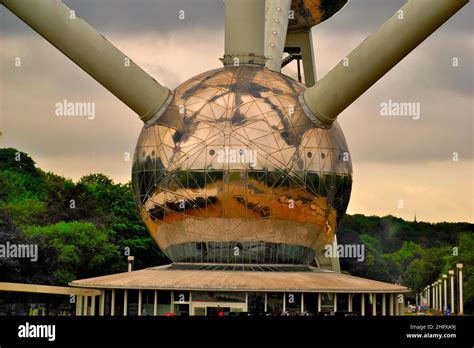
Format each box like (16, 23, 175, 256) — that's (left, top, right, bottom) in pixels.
(338, 214, 474, 312)
(0, 148, 169, 287)
(0, 148, 473, 313)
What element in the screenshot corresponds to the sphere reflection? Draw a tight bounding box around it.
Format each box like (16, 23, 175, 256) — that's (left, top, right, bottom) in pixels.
(132, 65, 352, 264)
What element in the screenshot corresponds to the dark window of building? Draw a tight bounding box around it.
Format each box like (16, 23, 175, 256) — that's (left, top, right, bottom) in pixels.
(267, 293, 283, 315)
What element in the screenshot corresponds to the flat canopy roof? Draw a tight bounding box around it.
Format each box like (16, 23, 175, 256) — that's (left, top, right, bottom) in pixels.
(70, 264, 410, 294)
(0, 282, 101, 296)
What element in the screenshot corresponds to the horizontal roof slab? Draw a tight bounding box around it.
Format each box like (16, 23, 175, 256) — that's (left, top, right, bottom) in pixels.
(70, 264, 410, 294)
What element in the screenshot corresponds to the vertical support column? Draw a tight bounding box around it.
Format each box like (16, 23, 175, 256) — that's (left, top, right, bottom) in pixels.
(171, 291, 174, 314)
(361, 294, 365, 316)
(382, 294, 386, 316)
(449, 270, 455, 313)
(245, 292, 249, 312)
(415, 293, 419, 306)
(318, 293, 321, 313)
(83, 296, 89, 316)
(301, 293, 305, 314)
(127, 256, 134, 272)
(282, 292, 286, 313)
(442, 274, 448, 313)
(372, 294, 376, 316)
(395, 295, 399, 316)
(76, 295, 83, 316)
(434, 282, 438, 311)
(223, 0, 266, 65)
(457, 263, 464, 315)
(438, 280, 442, 312)
(138, 290, 142, 316)
(390, 294, 395, 317)
(189, 291, 193, 316)
(123, 289, 128, 316)
(99, 291, 105, 316)
(333, 293, 337, 313)
(400, 295, 405, 315)
(427, 285, 430, 307)
(91, 296, 96, 316)
(153, 290, 158, 316)
(111, 289, 115, 316)
(264, 292, 268, 313)
(348, 294, 353, 313)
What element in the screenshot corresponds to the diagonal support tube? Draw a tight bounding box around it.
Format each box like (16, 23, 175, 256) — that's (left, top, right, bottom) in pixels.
(301, 0, 470, 126)
(221, 0, 266, 66)
(264, 0, 292, 72)
(2, 0, 172, 123)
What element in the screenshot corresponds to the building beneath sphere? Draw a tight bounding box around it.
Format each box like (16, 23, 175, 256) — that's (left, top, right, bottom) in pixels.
(68, 263, 409, 316)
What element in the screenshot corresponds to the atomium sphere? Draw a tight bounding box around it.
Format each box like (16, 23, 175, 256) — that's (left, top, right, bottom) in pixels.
(288, 0, 348, 32)
(132, 65, 352, 265)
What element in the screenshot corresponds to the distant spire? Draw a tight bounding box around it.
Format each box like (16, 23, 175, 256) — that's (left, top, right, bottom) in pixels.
(414, 211, 417, 223)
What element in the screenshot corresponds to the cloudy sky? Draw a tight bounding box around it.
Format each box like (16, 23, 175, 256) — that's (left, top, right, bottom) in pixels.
(0, 0, 472, 223)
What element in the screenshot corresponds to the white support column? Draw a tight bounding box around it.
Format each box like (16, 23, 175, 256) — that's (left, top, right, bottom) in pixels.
(223, 0, 266, 66)
(189, 291, 193, 316)
(83, 296, 89, 316)
(76, 295, 83, 316)
(382, 294, 386, 316)
(153, 290, 158, 316)
(123, 289, 128, 316)
(282, 292, 286, 313)
(389, 294, 394, 316)
(138, 290, 142, 316)
(395, 295, 399, 316)
(111, 289, 115, 316)
(442, 274, 448, 313)
(1, 0, 173, 124)
(361, 294, 365, 316)
(99, 291, 105, 316)
(333, 293, 337, 313)
(372, 294, 376, 316)
(264, 293, 268, 313)
(438, 280, 442, 312)
(245, 292, 249, 312)
(457, 263, 464, 315)
(427, 286, 431, 307)
(348, 294, 353, 312)
(449, 270, 455, 313)
(301, 0, 470, 126)
(318, 293, 321, 313)
(91, 296, 96, 316)
(301, 293, 304, 314)
(400, 295, 405, 315)
(434, 282, 438, 311)
(171, 291, 174, 314)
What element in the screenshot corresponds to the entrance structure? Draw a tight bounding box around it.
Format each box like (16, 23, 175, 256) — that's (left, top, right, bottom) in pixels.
(1, 0, 469, 316)
(70, 264, 408, 316)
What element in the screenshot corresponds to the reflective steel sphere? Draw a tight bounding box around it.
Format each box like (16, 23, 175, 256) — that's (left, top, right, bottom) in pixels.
(288, 0, 348, 32)
(132, 65, 352, 264)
